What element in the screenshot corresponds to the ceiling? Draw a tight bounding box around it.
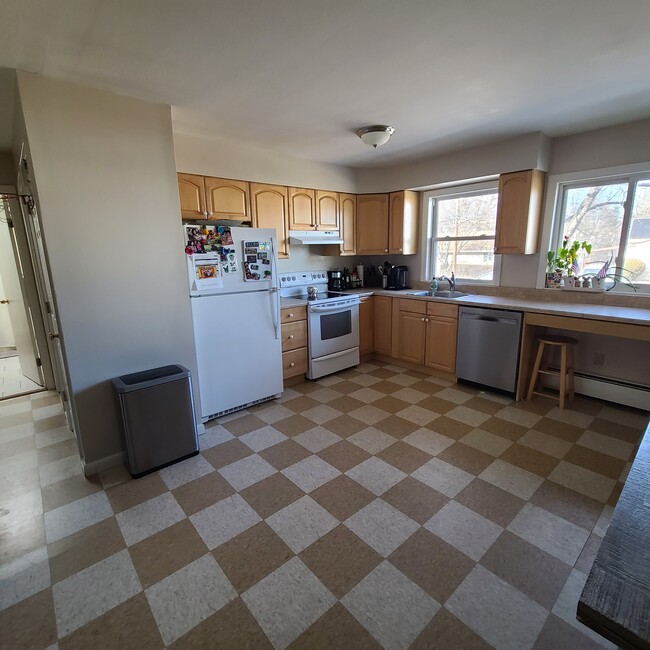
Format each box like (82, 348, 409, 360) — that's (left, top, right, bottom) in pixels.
(1, 0, 650, 166)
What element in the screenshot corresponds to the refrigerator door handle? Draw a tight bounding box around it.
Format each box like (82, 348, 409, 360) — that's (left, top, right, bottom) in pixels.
(270, 238, 280, 340)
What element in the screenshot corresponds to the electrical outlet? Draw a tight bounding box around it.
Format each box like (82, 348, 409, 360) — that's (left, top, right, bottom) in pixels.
(593, 352, 605, 366)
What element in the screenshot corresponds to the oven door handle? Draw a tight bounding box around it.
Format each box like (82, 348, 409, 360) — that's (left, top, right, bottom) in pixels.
(310, 303, 358, 314)
(316, 348, 358, 361)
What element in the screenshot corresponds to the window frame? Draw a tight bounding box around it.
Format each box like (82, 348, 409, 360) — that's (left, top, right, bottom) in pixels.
(539, 161, 650, 294)
(420, 180, 502, 286)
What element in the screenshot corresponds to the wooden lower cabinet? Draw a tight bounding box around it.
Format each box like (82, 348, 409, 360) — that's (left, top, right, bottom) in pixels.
(373, 296, 392, 356)
(425, 302, 459, 373)
(281, 307, 308, 379)
(396, 310, 427, 365)
(359, 296, 374, 356)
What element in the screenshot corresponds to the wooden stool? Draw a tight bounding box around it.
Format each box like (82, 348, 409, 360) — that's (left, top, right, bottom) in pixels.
(526, 335, 577, 409)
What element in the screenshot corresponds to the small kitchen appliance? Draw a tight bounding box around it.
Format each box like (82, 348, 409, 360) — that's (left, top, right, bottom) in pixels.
(328, 269, 343, 292)
(387, 265, 409, 290)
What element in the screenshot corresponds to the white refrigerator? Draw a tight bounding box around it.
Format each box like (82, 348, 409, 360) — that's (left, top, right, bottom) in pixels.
(186, 226, 283, 421)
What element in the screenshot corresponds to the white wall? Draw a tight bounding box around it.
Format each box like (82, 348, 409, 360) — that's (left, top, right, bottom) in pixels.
(0, 248, 15, 348)
(16, 71, 198, 468)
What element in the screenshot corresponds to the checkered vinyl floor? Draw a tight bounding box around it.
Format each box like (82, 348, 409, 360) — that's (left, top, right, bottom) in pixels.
(1, 362, 647, 649)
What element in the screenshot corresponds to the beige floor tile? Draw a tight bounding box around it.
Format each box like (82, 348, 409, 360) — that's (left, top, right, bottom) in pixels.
(348, 374, 383, 387)
(0, 513, 46, 565)
(545, 406, 594, 429)
(41, 473, 103, 513)
(480, 416, 528, 442)
(412, 457, 474, 498)
(381, 476, 448, 524)
(348, 404, 390, 425)
(402, 428, 455, 455)
(373, 414, 420, 439)
(500, 444, 560, 478)
(436, 387, 474, 404)
(446, 405, 491, 428)
(0, 434, 35, 459)
(577, 430, 634, 461)
(387, 373, 420, 387)
(0, 410, 33, 430)
(105, 473, 168, 515)
(240, 473, 304, 519)
(437, 442, 495, 476)
(309, 387, 342, 404)
(377, 441, 432, 473)
(479, 459, 544, 500)
(412, 608, 491, 650)
(320, 414, 366, 438)
(37, 438, 78, 467)
(293, 426, 341, 453)
(201, 439, 253, 469)
(389, 528, 475, 602)
(171, 471, 234, 516)
(459, 428, 513, 457)
(548, 460, 616, 503)
(391, 387, 429, 404)
(455, 478, 526, 528)
(349, 387, 385, 403)
(395, 404, 439, 426)
(300, 525, 382, 598)
(425, 416, 473, 440)
(48, 517, 126, 584)
(530, 480, 603, 531)
(533, 613, 606, 650)
(495, 405, 542, 428)
(348, 427, 397, 454)
(563, 445, 625, 480)
(214, 521, 293, 593)
(33, 413, 66, 434)
(574, 531, 603, 574)
(301, 405, 342, 425)
(310, 475, 375, 521)
(518, 429, 572, 459)
(0, 586, 57, 650)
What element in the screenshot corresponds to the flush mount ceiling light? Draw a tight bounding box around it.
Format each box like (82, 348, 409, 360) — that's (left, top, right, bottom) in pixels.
(356, 125, 395, 148)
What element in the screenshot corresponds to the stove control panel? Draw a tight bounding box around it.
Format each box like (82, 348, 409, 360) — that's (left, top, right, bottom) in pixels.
(279, 270, 328, 287)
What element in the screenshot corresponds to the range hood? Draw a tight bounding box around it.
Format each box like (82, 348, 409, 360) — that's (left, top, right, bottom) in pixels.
(289, 230, 344, 245)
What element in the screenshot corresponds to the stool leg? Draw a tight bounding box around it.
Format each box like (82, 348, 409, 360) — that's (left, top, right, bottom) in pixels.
(527, 342, 545, 401)
(568, 345, 575, 401)
(559, 345, 567, 409)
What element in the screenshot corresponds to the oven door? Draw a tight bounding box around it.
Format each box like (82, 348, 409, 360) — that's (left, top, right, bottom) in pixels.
(308, 302, 359, 359)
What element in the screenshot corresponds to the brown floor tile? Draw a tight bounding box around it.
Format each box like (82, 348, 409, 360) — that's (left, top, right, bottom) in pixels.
(31, 393, 62, 409)
(0, 410, 32, 429)
(563, 445, 625, 480)
(418, 395, 456, 415)
(41, 473, 103, 512)
(292, 380, 324, 394)
(272, 414, 316, 437)
(510, 396, 556, 416)
(48, 517, 126, 584)
(258, 439, 311, 470)
(382, 477, 448, 524)
(130, 519, 207, 589)
(370, 367, 398, 379)
(0, 587, 57, 650)
(574, 532, 603, 574)
(59, 593, 163, 650)
(336, 368, 362, 380)
(608, 481, 624, 507)
(214, 521, 293, 592)
(326, 395, 366, 414)
(289, 602, 381, 649)
(500, 443, 560, 477)
(409, 379, 443, 395)
(172, 471, 235, 516)
(300, 525, 382, 598)
(372, 395, 411, 414)
(462, 396, 505, 416)
(170, 597, 272, 649)
(535, 417, 584, 443)
(404, 369, 430, 379)
(310, 475, 375, 521)
(480, 416, 528, 441)
(412, 608, 491, 650)
(223, 414, 267, 436)
(202, 438, 253, 469)
(389, 528, 475, 602)
(455, 479, 526, 527)
(331, 380, 364, 395)
(437, 443, 494, 475)
(533, 613, 602, 650)
(0, 434, 35, 458)
(589, 417, 644, 444)
(37, 438, 79, 466)
(282, 395, 320, 413)
(480, 531, 572, 609)
(323, 414, 367, 438)
(425, 416, 473, 440)
(377, 441, 432, 473)
(0, 513, 46, 565)
(372, 380, 405, 395)
(317, 440, 371, 472)
(530, 480, 603, 530)
(570, 396, 605, 416)
(33, 413, 66, 433)
(240, 473, 304, 518)
(105, 472, 168, 514)
(373, 414, 419, 438)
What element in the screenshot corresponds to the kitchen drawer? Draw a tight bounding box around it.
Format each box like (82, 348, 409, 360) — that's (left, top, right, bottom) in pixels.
(282, 347, 308, 378)
(399, 298, 427, 314)
(281, 306, 307, 323)
(282, 320, 307, 352)
(427, 302, 458, 319)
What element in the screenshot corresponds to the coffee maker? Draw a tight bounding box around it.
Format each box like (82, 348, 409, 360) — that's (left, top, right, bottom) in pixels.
(328, 269, 343, 292)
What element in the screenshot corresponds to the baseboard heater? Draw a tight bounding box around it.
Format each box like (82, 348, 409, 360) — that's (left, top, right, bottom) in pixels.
(542, 368, 650, 411)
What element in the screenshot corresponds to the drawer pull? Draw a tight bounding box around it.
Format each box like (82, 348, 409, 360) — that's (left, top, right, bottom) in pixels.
(288, 334, 294, 339)
(289, 362, 295, 367)
(289, 313, 294, 318)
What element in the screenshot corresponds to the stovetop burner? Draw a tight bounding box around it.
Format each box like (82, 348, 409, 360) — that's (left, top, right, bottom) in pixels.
(306, 292, 346, 301)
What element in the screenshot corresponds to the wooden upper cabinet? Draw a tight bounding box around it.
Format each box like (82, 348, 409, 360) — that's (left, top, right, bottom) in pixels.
(356, 194, 389, 255)
(495, 169, 545, 255)
(373, 295, 392, 356)
(288, 188, 315, 230)
(204, 177, 251, 221)
(389, 190, 420, 255)
(178, 173, 207, 220)
(339, 193, 356, 256)
(315, 190, 339, 229)
(250, 183, 290, 259)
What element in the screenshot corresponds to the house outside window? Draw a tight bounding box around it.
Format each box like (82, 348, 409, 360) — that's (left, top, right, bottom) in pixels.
(423, 181, 501, 284)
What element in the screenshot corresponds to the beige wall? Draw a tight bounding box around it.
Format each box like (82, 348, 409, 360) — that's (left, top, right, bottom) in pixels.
(16, 71, 198, 468)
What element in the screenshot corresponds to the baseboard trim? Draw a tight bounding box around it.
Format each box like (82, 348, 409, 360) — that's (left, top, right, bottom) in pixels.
(83, 451, 125, 477)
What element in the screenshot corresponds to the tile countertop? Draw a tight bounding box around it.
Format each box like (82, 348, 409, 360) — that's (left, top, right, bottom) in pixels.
(341, 289, 650, 326)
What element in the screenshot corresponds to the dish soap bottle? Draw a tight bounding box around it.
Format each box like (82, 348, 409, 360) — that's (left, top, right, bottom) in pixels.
(430, 276, 439, 295)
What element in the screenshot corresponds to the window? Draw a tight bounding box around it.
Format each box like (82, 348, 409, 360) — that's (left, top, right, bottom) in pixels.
(424, 182, 501, 284)
(551, 173, 650, 289)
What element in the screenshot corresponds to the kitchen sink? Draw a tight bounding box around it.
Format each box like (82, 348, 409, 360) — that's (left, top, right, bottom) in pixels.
(402, 290, 430, 296)
(432, 290, 469, 299)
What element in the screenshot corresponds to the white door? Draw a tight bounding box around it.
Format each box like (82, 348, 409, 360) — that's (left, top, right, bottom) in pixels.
(191, 290, 282, 419)
(0, 199, 43, 385)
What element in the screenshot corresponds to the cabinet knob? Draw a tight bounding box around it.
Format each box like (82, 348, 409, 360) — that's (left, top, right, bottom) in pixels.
(384, 249, 389, 253)
(289, 313, 294, 318)
(202, 211, 208, 217)
(421, 317, 425, 322)
(289, 362, 295, 367)
(426, 318, 429, 322)
(288, 334, 294, 339)
(399, 248, 403, 252)
(208, 211, 214, 216)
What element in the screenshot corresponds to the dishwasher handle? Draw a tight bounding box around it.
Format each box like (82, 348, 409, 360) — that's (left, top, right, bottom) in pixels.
(461, 313, 519, 326)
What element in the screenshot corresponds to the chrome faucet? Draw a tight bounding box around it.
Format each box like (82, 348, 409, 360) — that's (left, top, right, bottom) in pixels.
(439, 272, 455, 292)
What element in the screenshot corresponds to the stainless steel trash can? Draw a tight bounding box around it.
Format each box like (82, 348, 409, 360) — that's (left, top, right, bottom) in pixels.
(112, 364, 198, 477)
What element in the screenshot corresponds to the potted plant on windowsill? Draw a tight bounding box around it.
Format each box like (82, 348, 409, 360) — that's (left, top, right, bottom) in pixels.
(547, 237, 592, 288)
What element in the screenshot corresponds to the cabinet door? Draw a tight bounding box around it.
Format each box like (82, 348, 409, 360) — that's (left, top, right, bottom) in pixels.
(204, 177, 251, 221)
(389, 190, 420, 255)
(315, 190, 339, 229)
(177, 173, 207, 220)
(288, 188, 315, 230)
(250, 183, 290, 259)
(495, 170, 544, 255)
(359, 296, 374, 356)
(425, 316, 458, 372)
(373, 295, 392, 356)
(357, 194, 389, 255)
(397, 311, 426, 365)
(339, 193, 356, 256)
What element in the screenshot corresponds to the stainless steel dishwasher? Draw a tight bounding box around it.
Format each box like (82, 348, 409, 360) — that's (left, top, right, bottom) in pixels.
(456, 306, 523, 393)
